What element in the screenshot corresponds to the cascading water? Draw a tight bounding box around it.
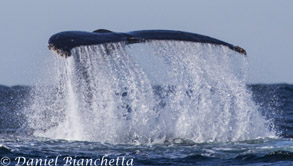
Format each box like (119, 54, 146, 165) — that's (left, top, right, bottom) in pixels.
(26, 41, 276, 144)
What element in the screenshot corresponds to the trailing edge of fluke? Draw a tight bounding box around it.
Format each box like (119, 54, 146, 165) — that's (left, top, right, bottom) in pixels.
(48, 29, 247, 57)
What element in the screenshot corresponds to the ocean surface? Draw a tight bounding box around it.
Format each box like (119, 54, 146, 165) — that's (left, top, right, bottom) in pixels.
(1, 42, 293, 166)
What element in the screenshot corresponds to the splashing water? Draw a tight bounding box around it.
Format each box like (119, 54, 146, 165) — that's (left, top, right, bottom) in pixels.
(26, 41, 276, 144)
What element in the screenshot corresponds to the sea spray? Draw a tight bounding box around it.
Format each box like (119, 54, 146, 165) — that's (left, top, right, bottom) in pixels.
(26, 41, 276, 144)
(148, 41, 274, 142)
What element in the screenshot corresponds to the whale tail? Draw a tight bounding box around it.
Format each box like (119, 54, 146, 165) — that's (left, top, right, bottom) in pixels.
(48, 29, 246, 57)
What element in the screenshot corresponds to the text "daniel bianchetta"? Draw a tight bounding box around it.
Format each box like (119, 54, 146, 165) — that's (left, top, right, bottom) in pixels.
(2, 156, 133, 166)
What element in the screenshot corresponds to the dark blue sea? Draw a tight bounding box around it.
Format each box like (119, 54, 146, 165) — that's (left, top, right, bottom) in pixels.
(0, 84, 293, 166)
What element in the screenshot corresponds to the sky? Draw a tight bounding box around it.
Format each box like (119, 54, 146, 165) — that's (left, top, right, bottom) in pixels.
(0, 0, 292, 86)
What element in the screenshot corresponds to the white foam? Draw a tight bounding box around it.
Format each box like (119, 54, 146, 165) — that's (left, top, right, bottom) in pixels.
(26, 41, 276, 144)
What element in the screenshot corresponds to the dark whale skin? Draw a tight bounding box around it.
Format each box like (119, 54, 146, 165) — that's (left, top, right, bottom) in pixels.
(48, 29, 246, 57)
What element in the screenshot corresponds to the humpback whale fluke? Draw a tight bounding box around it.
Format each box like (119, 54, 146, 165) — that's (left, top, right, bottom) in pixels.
(48, 29, 246, 57)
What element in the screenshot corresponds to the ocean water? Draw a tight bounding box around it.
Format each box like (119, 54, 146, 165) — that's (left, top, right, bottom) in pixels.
(1, 41, 293, 166)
